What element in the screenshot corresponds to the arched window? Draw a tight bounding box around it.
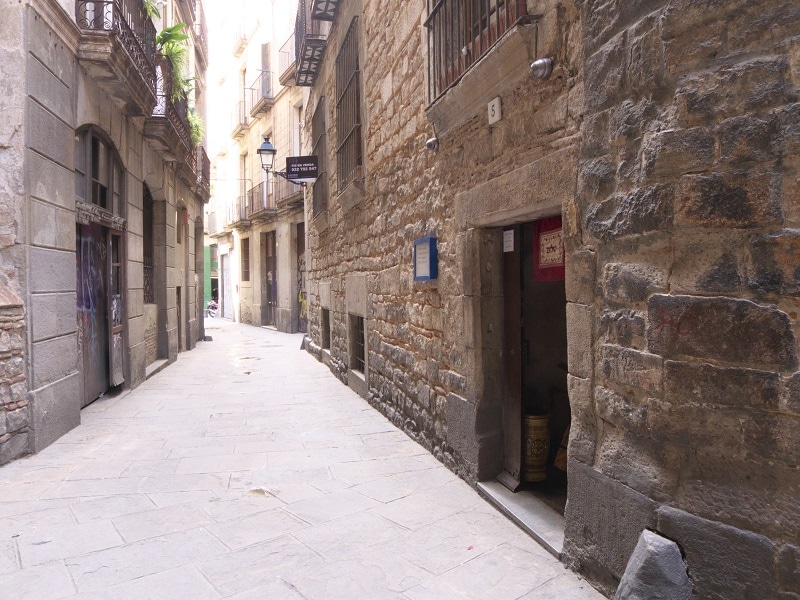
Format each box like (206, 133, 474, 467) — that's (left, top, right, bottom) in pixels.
(75, 127, 125, 218)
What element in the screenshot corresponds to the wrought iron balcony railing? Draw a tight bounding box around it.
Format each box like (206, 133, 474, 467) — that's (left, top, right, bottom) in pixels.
(146, 58, 193, 162)
(247, 182, 277, 219)
(295, 0, 327, 86)
(231, 100, 249, 137)
(193, 0, 209, 67)
(197, 146, 211, 198)
(227, 196, 249, 228)
(425, 0, 527, 101)
(75, 0, 158, 114)
(279, 33, 296, 85)
(249, 71, 274, 116)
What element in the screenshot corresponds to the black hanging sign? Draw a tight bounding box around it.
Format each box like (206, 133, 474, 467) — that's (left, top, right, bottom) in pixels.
(285, 156, 318, 183)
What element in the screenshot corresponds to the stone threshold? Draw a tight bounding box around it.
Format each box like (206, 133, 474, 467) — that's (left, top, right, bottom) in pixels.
(477, 480, 565, 558)
(146, 358, 169, 380)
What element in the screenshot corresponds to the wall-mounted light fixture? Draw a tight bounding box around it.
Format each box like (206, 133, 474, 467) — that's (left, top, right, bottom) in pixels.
(257, 136, 318, 186)
(531, 57, 553, 79)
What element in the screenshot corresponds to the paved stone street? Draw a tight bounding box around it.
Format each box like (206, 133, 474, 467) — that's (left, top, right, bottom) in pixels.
(0, 319, 603, 599)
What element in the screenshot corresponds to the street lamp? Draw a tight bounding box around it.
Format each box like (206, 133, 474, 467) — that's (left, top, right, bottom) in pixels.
(257, 135, 277, 173)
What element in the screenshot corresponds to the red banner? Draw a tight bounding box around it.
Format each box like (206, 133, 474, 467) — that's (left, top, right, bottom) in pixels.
(533, 216, 565, 282)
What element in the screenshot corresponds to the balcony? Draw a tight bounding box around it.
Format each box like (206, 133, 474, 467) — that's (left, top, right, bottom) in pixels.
(197, 146, 211, 201)
(278, 33, 296, 86)
(247, 182, 277, 220)
(249, 71, 274, 116)
(231, 100, 250, 138)
(75, 0, 158, 116)
(193, 0, 209, 68)
(311, 0, 339, 21)
(274, 176, 304, 209)
(295, 0, 327, 87)
(227, 196, 250, 229)
(144, 59, 192, 162)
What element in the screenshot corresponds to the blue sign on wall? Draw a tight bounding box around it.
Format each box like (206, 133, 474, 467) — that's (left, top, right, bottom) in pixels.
(414, 236, 438, 281)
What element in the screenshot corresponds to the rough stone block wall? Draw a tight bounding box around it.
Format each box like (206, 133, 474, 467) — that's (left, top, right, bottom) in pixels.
(0, 305, 29, 464)
(563, 0, 800, 596)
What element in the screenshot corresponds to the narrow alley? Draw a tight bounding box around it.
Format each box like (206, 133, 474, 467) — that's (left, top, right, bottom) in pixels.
(0, 320, 602, 599)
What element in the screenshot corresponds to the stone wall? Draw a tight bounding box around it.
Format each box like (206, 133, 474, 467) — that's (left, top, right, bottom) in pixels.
(562, 1, 800, 596)
(305, 0, 583, 478)
(0, 300, 28, 464)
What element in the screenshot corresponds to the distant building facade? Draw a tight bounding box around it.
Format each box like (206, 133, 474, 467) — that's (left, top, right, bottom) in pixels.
(0, 0, 211, 464)
(205, 0, 308, 333)
(297, 0, 800, 597)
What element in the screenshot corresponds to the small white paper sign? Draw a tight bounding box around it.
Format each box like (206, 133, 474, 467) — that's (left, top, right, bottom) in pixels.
(503, 230, 514, 252)
(415, 241, 430, 278)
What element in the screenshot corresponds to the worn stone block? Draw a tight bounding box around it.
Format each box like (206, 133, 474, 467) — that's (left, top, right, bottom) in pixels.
(30, 372, 80, 452)
(27, 5, 76, 85)
(578, 156, 616, 204)
(345, 273, 367, 317)
(567, 303, 593, 379)
(6, 406, 29, 433)
(676, 171, 783, 229)
(717, 115, 783, 165)
(599, 309, 646, 349)
(30, 199, 76, 251)
(599, 345, 663, 394)
(0, 430, 29, 465)
(602, 263, 667, 306)
(585, 185, 673, 241)
(27, 51, 73, 125)
(642, 128, 715, 179)
(565, 247, 597, 305)
(29, 247, 75, 293)
(671, 231, 746, 295)
(595, 385, 648, 433)
(614, 529, 692, 600)
(657, 505, 777, 600)
(585, 32, 626, 111)
(563, 459, 658, 590)
(27, 98, 73, 170)
(786, 373, 800, 414)
(647, 295, 798, 370)
(777, 545, 800, 594)
(678, 450, 800, 542)
(31, 332, 77, 388)
(596, 424, 684, 502)
(31, 292, 77, 342)
(567, 375, 596, 464)
(665, 360, 780, 410)
(749, 230, 800, 295)
(627, 15, 667, 96)
(676, 57, 793, 127)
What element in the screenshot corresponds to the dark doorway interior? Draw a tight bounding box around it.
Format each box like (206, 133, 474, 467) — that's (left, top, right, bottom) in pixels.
(519, 221, 569, 514)
(261, 231, 277, 327)
(500, 219, 569, 515)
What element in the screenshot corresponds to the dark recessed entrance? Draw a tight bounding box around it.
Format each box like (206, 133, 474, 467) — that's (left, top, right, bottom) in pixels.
(500, 218, 569, 515)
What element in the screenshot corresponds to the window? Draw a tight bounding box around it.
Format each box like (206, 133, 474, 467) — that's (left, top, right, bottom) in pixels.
(335, 18, 363, 191)
(241, 237, 250, 281)
(349, 314, 365, 373)
(321, 308, 331, 350)
(425, 0, 527, 101)
(311, 97, 328, 216)
(75, 127, 124, 216)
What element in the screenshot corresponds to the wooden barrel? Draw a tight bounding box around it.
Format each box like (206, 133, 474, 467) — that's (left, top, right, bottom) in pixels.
(524, 414, 550, 483)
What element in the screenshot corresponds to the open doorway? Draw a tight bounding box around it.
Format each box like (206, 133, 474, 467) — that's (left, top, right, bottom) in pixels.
(500, 217, 569, 514)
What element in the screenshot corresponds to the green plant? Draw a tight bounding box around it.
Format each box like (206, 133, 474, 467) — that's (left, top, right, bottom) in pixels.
(187, 109, 205, 147)
(156, 24, 189, 102)
(142, 0, 159, 19)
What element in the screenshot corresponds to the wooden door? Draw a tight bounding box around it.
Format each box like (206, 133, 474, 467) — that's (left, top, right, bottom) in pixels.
(499, 225, 523, 491)
(77, 223, 109, 407)
(263, 231, 277, 327)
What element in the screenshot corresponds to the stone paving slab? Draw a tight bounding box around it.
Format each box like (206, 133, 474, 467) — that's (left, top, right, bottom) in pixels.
(0, 319, 604, 599)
